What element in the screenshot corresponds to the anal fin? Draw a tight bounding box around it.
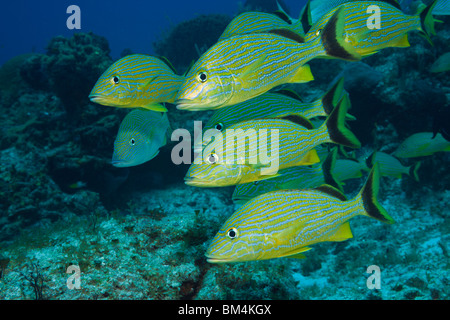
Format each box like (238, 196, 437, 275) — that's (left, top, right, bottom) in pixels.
(326, 222, 353, 242)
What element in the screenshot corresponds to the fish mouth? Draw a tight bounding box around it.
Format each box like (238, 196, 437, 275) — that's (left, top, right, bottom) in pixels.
(89, 95, 124, 107)
(176, 99, 210, 111)
(89, 95, 112, 104)
(184, 177, 213, 187)
(111, 159, 127, 168)
(205, 253, 233, 264)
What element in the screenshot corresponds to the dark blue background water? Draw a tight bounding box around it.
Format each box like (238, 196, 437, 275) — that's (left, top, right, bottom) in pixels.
(0, 0, 308, 65)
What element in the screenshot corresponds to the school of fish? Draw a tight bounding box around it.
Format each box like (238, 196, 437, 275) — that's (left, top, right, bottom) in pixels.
(90, 0, 449, 264)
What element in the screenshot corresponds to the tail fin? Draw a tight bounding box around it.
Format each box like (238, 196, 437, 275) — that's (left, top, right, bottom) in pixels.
(365, 151, 377, 169)
(409, 161, 421, 182)
(325, 95, 361, 149)
(419, 0, 438, 45)
(322, 147, 344, 192)
(320, 6, 361, 61)
(358, 164, 395, 224)
(321, 76, 356, 121)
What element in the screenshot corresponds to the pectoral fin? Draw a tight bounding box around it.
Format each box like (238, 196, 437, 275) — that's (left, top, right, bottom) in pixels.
(139, 75, 158, 90)
(240, 54, 267, 81)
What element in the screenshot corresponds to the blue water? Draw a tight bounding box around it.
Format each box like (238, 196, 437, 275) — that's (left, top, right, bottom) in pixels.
(0, 0, 307, 65)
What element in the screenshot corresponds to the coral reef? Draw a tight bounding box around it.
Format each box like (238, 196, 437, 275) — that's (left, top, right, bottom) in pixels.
(17, 32, 113, 118)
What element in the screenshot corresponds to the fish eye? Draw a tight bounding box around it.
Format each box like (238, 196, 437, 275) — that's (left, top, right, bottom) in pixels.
(129, 138, 136, 146)
(316, 29, 322, 36)
(111, 76, 120, 85)
(197, 72, 207, 83)
(206, 153, 219, 164)
(214, 122, 224, 132)
(226, 227, 238, 239)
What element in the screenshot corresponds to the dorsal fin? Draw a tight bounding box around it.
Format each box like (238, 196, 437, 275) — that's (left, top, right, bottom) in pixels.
(300, 0, 313, 34)
(274, 88, 303, 102)
(280, 114, 314, 130)
(272, 10, 292, 24)
(377, 0, 401, 10)
(365, 151, 377, 169)
(157, 55, 178, 74)
(183, 59, 195, 77)
(321, 147, 344, 193)
(268, 28, 305, 43)
(315, 184, 347, 201)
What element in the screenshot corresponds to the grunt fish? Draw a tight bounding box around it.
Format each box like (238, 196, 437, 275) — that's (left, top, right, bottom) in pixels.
(89, 54, 184, 112)
(176, 7, 360, 111)
(305, 0, 438, 57)
(206, 165, 394, 263)
(392, 132, 450, 158)
(112, 109, 171, 167)
(367, 151, 421, 181)
(185, 95, 360, 187)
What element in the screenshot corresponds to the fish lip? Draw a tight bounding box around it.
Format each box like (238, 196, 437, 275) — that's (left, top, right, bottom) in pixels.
(89, 95, 124, 107)
(184, 177, 207, 186)
(111, 159, 126, 167)
(205, 254, 232, 263)
(89, 95, 111, 105)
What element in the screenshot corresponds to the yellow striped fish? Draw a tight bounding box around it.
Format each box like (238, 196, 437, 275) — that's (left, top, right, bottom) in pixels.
(206, 165, 395, 263)
(392, 132, 450, 158)
(89, 54, 184, 112)
(112, 108, 171, 167)
(367, 151, 421, 181)
(199, 76, 348, 146)
(305, 0, 438, 57)
(176, 7, 360, 111)
(185, 95, 360, 187)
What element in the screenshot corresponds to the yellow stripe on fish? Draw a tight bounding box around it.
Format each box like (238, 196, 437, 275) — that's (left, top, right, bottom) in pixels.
(176, 7, 360, 111)
(185, 95, 360, 187)
(206, 165, 395, 263)
(305, 0, 438, 57)
(89, 54, 184, 112)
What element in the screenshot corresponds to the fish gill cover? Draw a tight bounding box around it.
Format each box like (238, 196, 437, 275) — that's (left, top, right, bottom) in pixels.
(0, 0, 448, 301)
